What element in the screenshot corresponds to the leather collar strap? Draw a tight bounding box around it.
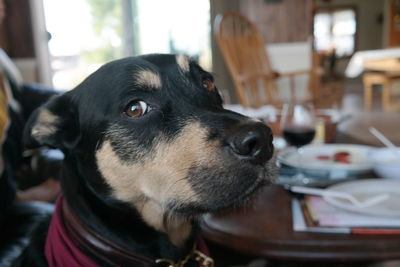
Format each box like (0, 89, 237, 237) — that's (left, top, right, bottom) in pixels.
(45, 194, 213, 267)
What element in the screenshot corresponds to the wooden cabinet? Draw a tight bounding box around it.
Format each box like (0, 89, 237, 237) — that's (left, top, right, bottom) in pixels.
(388, 1, 400, 47)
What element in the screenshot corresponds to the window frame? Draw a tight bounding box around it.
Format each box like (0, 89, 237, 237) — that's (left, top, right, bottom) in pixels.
(312, 5, 359, 59)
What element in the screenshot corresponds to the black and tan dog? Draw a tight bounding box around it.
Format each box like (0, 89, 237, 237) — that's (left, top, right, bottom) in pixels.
(22, 54, 275, 266)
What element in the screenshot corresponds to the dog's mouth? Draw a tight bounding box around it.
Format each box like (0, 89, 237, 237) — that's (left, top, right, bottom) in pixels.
(211, 163, 275, 211)
(231, 169, 272, 207)
(169, 161, 276, 216)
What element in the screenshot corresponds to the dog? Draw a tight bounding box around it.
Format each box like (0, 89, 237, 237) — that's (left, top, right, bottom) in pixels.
(22, 54, 275, 266)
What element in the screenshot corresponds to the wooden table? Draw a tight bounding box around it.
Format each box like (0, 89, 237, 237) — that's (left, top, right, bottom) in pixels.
(202, 185, 400, 263)
(362, 58, 400, 111)
(201, 111, 400, 264)
(337, 110, 400, 147)
(363, 58, 400, 73)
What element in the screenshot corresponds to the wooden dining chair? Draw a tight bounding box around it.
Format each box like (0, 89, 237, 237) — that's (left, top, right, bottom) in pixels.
(214, 11, 317, 108)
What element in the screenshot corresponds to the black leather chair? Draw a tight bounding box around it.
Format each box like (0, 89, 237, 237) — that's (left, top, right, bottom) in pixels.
(0, 201, 54, 266)
(0, 82, 64, 266)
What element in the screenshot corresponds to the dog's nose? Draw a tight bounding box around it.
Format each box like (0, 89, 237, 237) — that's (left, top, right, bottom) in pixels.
(226, 121, 274, 164)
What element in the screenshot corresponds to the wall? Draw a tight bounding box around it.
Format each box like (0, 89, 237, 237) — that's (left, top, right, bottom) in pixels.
(239, 0, 313, 43)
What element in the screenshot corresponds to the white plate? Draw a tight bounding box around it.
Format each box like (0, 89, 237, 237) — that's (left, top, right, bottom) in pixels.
(324, 179, 400, 217)
(277, 144, 373, 179)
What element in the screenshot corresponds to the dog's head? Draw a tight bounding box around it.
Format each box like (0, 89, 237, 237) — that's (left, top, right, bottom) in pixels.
(25, 54, 275, 232)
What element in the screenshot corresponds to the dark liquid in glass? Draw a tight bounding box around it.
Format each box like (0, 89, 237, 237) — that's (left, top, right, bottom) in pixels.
(283, 127, 316, 147)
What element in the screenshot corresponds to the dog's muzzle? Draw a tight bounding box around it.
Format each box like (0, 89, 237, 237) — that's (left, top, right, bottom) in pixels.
(225, 121, 274, 165)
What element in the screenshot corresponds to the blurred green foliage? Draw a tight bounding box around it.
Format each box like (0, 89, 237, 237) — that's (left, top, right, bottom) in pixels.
(82, 0, 123, 63)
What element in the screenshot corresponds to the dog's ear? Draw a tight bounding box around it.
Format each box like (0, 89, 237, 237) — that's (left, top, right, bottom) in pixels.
(23, 92, 80, 150)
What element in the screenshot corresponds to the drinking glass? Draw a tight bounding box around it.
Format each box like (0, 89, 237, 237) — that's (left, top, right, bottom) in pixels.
(280, 102, 316, 184)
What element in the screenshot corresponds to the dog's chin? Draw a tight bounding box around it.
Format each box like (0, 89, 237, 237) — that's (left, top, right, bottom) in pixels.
(209, 174, 271, 212)
(169, 175, 271, 218)
(228, 175, 271, 210)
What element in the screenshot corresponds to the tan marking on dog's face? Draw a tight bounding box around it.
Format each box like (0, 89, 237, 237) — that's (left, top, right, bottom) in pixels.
(176, 54, 190, 72)
(133, 69, 162, 89)
(95, 122, 220, 245)
(31, 109, 60, 142)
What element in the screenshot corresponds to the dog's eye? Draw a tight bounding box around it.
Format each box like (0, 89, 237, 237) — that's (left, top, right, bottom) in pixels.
(125, 101, 150, 117)
(202, 78, 215, 92)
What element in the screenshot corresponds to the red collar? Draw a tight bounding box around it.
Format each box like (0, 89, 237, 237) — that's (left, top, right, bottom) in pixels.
(45, 194, 213, 266)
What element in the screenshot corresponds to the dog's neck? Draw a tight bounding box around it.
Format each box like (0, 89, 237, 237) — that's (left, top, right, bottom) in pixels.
(60, 153, 197, 263)
(134, 196, 193, 246)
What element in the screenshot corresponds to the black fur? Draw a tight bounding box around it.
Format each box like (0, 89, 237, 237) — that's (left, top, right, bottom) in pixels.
(21, 54, 275, 266)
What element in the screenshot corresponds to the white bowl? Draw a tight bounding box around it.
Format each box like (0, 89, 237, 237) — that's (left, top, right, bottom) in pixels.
(368, 148, 400, 179)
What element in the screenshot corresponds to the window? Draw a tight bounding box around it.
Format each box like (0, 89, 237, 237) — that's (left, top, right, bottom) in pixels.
(133, 0, 211, 69)
(42, 0, 211, 90)
(313, 8, 357, 57)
